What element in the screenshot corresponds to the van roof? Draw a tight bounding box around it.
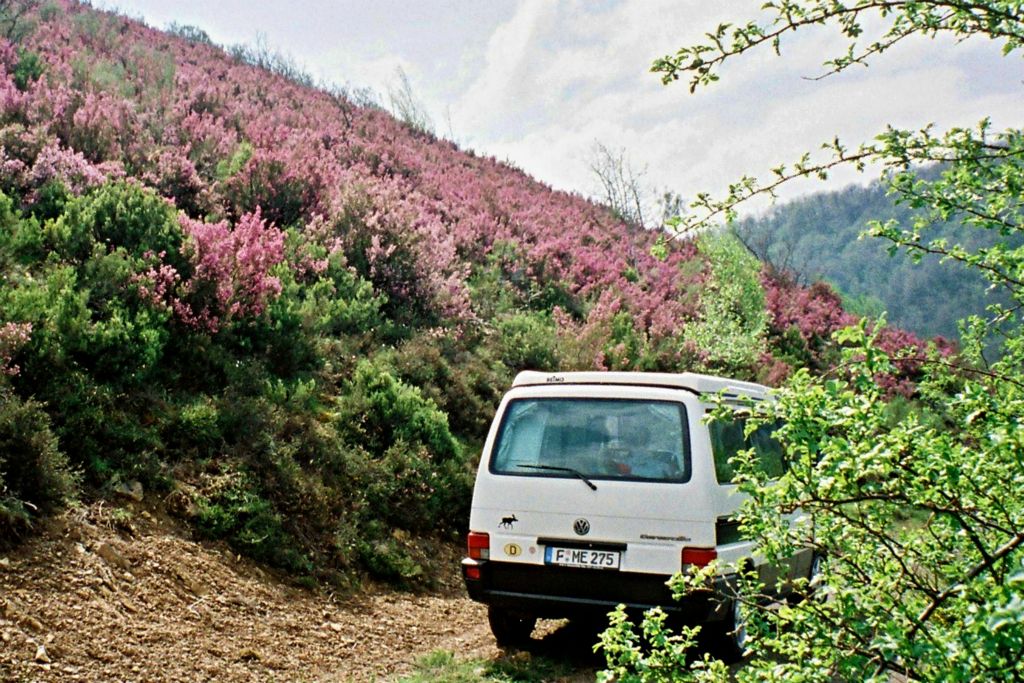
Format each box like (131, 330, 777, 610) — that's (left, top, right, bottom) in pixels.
(511, 371, 769, 400)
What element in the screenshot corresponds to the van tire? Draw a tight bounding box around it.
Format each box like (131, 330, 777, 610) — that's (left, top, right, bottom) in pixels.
(487, 606, 536, 648)
(707, 598, 747, 664)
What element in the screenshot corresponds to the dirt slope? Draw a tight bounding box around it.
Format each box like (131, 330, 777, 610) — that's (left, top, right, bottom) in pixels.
(0, 501, 505, 682)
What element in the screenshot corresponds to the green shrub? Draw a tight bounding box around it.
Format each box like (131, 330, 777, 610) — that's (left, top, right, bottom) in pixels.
(12, 49, 44, 91)
(0, 190, 41, 266)
(26, 180, 72, 221)
(193, 463, 312, 574)
(356, 533, 424, 585)
(387, 332, 508, 440)
(493, 312, 559, 372)
(338, 358, 461, 462)
(0, 389, 77, 541)
(162, 397, 221, 460)
(46, 182, 183, 265)
(357, 441, 471, 533)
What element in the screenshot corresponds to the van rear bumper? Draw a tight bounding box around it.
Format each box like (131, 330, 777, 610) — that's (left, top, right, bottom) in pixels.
(462, 558, 730, 623)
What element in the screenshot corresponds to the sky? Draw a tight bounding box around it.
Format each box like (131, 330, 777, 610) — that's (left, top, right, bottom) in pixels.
(106, 0, 1023, 219)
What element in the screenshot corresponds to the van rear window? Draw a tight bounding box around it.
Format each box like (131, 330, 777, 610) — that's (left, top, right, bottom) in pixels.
(490, 398, 691, 483)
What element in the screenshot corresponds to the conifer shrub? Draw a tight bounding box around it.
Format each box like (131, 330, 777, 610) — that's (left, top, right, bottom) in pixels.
(337, 358, 461, 464)
(0, 388, 76, 540)
(12, 48, 43, 90)
(493, 311, 560, 373)
(46, 181, 183, 264)
(386, 331, 509, 441)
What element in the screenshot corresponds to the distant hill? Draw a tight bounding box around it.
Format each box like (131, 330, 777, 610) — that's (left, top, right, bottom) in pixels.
(733, 173, 1016, 344)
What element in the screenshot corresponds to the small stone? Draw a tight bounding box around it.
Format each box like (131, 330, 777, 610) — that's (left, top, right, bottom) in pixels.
(34, 643, 50, 664)
(0, 557, 9, 569)
(114, 480, 144, 502)
(95, 542, 130, 570)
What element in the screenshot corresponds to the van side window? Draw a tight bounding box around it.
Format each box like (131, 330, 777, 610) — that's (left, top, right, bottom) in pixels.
(709, 417, 786, 484)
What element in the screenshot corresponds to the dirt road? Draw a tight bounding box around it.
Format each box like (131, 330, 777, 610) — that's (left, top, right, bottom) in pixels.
(0, 502, 597, 682)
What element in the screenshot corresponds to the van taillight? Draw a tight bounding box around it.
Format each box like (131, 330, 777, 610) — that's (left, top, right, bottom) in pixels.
(682, 547, 717, 567)
(467, 531, 490, 560)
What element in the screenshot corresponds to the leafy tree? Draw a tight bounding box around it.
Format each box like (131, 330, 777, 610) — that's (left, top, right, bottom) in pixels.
(681, 231, 767, 376)
(599, 2, 1024, 681)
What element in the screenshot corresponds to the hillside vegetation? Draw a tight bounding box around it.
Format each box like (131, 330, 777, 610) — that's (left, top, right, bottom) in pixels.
(734, 170, 1021, 344)
(0, 0, 940, 585)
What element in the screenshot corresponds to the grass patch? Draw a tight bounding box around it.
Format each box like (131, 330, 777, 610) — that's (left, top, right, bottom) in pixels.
(397, 650, 577, 683)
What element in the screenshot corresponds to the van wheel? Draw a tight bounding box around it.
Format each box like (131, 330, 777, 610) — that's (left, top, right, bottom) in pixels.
(487, 606, 536, 648)
(707, 598, 747, 664)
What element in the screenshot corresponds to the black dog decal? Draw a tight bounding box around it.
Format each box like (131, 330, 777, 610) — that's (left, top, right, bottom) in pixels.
(499, 514, 518, 529)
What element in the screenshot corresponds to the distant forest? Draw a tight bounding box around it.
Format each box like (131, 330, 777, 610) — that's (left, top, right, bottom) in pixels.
(732, 170, 1017, 347)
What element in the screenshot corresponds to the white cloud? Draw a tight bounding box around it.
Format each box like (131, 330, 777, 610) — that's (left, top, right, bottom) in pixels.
(450, 0, 1022, 216)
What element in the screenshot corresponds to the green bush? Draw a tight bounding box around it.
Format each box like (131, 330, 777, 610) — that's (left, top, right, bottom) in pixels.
(493, 312, 559, 372)
(358, 441, 471, 533)
(12, 49, 44, 91)
(162, 396, 221, 460)
(193, 463, 312, 574)
(338, 358, 461, 463)
(387, 331, 508, 440)
(0, 389, 77, 541)
(356, 532, 425, 585)
(0, 186, 180, 486)
(45, 182, 184, 265)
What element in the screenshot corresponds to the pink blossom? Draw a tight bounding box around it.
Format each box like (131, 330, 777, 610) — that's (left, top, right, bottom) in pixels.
(0, 321, 32, 375)
(29, 141, 105, 193)
(179, 208, 286, 328)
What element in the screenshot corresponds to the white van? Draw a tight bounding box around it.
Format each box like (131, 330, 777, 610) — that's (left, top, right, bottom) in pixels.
(462, 371, 815, 658)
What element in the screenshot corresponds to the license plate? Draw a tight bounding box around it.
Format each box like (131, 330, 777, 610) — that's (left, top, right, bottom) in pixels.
(544, 546, 621, 570)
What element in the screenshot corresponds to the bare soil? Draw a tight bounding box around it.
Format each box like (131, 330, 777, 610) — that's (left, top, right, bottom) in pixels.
(0, 501, 598, 682)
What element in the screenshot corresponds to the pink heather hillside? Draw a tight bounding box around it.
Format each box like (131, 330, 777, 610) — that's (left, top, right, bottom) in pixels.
(0, 1, 947, 384)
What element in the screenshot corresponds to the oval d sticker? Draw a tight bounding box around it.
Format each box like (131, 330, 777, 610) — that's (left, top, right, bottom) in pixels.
(504, 543, 522, 557)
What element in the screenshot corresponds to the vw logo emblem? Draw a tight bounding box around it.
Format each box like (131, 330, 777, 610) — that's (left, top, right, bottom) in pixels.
(573, 518, 590, 536)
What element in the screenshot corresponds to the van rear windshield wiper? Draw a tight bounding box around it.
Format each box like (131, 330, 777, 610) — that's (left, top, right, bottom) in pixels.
(517, 464, 598, 491)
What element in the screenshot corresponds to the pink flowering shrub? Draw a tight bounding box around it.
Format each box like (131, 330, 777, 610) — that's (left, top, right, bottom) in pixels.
(0, 321, 31, 375)
(178, 208, 285, 331)
(0, 2, 708, 347)
(29, 141, 105, 193)
(66, 91, 137, 163)
(220, 146, 323, 227)
(763, 270, 954, 393)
